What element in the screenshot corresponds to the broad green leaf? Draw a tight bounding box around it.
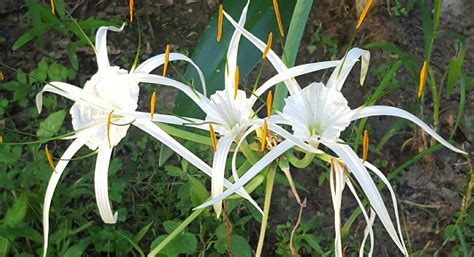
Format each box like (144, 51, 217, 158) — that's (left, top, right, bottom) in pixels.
(36, 110, 67, 139)
(231, 235, 252, 257)
(150, 232, 197, 257)
(175, 0, 296, 117)
(63, 239, 91, 257)
(187, 175, 209, 205)
(3, 195, 28, 227)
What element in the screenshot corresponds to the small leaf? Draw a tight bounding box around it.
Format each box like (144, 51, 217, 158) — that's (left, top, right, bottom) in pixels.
(187, 175, 209, 205)
(164, 165, 183, 177)
(36, 110, 67, 139)
(163, 220, 180, 234)
(4, 195, 29, 227)
(231, 235, 251, 257)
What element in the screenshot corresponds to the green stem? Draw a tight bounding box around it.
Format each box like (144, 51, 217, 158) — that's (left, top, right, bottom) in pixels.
(255, 164, 276, 257)
(285, 150, 314, 168)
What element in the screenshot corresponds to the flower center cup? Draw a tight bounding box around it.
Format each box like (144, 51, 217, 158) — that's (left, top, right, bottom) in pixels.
(205, 89, 254, 136)
(70, 66, 139, 150)
(282, 83, 352, 145)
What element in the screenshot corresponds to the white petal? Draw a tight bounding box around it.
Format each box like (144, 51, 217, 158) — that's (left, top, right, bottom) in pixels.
(118, 110, 208, 129)
(364, 160, 407, 255)
(322, 141, 405, 253)
(133, 119, 261, 212)
(222, 11, 301, 95)
(134, 53, 207, 96)
(232, 125, 259, 181)
(330, 161, 346, 257)
(94, 143, 118, 224)
(350, 105, 467, 154)
(36, 82, 83, 113)
(123, 73, 210, 112)
(250, 61, 341, 105)
(95, 24, 126, 70)
(43, 139, 84, 257)
(327, 48, 370, 91)
(344, 179, 375, 257)
(194, 139, 294, 210)
(211, 136, 234, 217)
(225, 0, 250, 92)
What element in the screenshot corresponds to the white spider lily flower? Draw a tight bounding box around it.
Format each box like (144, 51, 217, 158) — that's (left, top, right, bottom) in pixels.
(183, 1, 343, 217)
(37, 24, 256, 257)
(195, 11, 467, 256)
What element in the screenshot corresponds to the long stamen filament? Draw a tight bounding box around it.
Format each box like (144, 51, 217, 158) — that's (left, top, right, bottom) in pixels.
(261, 120, 268, 151)
(150, 92, 157, 120)
(129, 0, 134, 22)
(272, 0, 285, 37)
(50, 0, 55, 14)
(356, 0, 372, 29)
(209, 123, 217, 152)
(45, 145, 56, 172)
(217, 4, 223, 42)
(263, 32, 273, 59)
(418, 61, 428, 98)
(362, 129, 369, 162)
(266, 90, 273, 117)
(234, 66, 240, 99)
(163, 44, 170, 77)
(107, 110, 114, 148)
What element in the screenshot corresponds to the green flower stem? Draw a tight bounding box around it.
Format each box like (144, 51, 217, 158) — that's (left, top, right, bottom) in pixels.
(255, 164, 276, 257)
(285, 150, 314, 168)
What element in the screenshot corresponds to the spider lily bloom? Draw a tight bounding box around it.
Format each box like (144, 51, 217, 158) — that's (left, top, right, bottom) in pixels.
(182, 1, 342, 217)
(36, 24, 255, 256)
(195, 12, 467, 256)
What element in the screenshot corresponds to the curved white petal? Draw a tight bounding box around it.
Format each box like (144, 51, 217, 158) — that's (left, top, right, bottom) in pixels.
(36, 82, 83, 113)
(330, 160, 346, 257)
(133, 119, 262, 213)
(350, 105, 467, 154)
(211, 136, 234, 217)
(231, 125, 259, 181)
(222, 11, 301, 95)
(322, 141, 405, 253)
(123, 73, 210, 112)
(118, 110, 208, 130)
(43, 139, 84, 257)
(344, 178, 375, 257)
(134, 53, 208, 96)
(364, 161, 407, 256)
(95, 24, 126, 70)
(250, 61, 341, 105)
(94, 143, 118, 224)
(327, 48, 370, 91)
(194, 139, 294, 210)
(225, 0, 250, 92)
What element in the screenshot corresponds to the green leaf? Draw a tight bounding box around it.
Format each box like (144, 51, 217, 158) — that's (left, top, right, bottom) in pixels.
(36, 110, 67, 139)
(25, 0, 44, 48)
(164, 165, 183, 177)
(446, 39, 466, 97)
(187, 175, 209, 205)
(67, 43, 79, 70)
(63, 239, 91, 257)
(444, 224, 457, 241)
(303, 234, 324, 254)
(175, 0, 296, 117)
(150, 232, 197, 257)
(231, 235, 251, 257)
(16, 70, 28, 85)
(163, 220, 180, 234)
(3, 195, 28, 227)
